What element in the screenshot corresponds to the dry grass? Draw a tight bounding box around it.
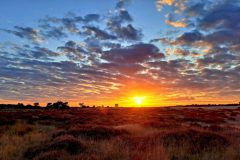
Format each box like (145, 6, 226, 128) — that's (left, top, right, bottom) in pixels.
(0, 122, 54, 160)
(0, 107, 240, 160)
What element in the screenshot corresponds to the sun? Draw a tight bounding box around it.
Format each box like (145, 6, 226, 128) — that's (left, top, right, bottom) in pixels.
(133, 96, 145, 106)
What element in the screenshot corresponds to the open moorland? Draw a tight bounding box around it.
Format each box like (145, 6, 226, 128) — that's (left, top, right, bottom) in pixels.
(0, 107, 240, 160)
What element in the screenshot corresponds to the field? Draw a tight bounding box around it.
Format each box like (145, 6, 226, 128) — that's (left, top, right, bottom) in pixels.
(0, 107, 240, 160)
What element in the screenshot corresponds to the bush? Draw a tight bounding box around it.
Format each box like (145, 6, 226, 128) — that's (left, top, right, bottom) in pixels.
(67, 125, 129, 140)
(24, 135, 85, 159)
(50, 135, 85, 154)
(163, 129, 229, 154)
(0, 116, 15, 126)
(33, 150, 69, 160)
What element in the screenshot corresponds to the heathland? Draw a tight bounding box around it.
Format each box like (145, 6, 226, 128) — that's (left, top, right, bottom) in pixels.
(0, 106, 240, 160)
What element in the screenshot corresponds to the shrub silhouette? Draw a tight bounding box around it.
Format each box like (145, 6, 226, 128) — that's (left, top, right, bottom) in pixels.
(46, 103, 53, 108)
(17, 103, 24, 108)
(46, 101, 69, 109)
(34, 103, 40, 107)
(79, 103, 89, 108)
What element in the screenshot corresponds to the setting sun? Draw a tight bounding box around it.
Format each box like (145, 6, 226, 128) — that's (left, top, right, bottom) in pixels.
(133, 96, 145, 106)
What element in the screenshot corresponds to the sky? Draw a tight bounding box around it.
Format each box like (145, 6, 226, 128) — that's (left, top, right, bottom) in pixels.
(0, 0, 240, 107)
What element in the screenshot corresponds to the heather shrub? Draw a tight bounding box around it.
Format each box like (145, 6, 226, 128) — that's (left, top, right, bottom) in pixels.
(68, 125, 129, 140)
(33, 150, 69, 160)
(163, 129, 229, 154)
(24, 134, 85, 159)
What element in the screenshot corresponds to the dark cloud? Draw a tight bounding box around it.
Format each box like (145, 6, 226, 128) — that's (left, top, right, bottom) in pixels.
(83, 26, 117, 40)
(37, 9, 139, 41)
(0, 51, 123, 101)
(1, 26, 44, 43)
(102, 43, 164, 64)
(204, 30, 240, 47)
(39, 13, 101, 35)
(106, 5, 142, 41)
(119, 10, 133, 22)
(40, 24, 67, 39)
(83, 38, 102, 53)
(83, 14, 100, 23)
(185, 2, 206, 16)
(31, 47, 60, 59)
(101, 42, 121, 49)
(115, 0, 131, 9)
(114, 24, 142, 41)
(197, 53, 238, 69)
(167, 1, 240, 51)
(174, 48, 199, 57)
(198, 1, 240, 30)
(57, 41, 86, 61)
(174, 30, 203, 45)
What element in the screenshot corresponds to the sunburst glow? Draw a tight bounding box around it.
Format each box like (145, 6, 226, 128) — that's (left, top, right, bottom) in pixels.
(133, 96, 145, 106)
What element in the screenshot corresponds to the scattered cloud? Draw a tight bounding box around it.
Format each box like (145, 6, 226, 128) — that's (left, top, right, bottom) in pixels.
(0, 0, 240, 105)
(165, 19, 187, 28)
(83, 26, 116, 40)
(156, 0, 175, 11)
(1, 26, 44, 43)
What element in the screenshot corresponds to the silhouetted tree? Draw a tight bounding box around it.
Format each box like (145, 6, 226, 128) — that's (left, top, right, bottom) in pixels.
(79, 103, 86, 108)
(34, 103, 40, 107)
(52, 101, 69, 109)
(17, 103, 24, 108)
(26, 104, 33, 108)
(46, 103, 53, 108)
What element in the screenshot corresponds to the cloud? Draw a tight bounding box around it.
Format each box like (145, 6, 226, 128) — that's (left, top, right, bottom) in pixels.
(166, 96, 195, 101)
(172, 30, 203, 45)
(113, 24, 142, 40)
(83, 14, 100, 23)
(99, 62, 144, 75)
(39, 13, 101, 35)
(156, 0, 187, 12)
(161, 1, 240, 57)
(0, 50, 123, 101)
(106, 6, 142, 41)
(165, 19, 187, 28)
(116, 0, 131, 9)
(1, 26, 44, 43)
(31, 47, 60, 59)
(156, 0, 175, 11)
(102, 43, 165, 64)
(37, 7, 140, 42)
(197, 53, 238, 69)
(40, 24, 67, 39)
(1, 0, 240, 105)
(118, 10, 133, 22)
(83, 26, 116, 40)
(174, 48, 199, 57)
(57, 41, 86, 61)
(198, 1, 240, 30)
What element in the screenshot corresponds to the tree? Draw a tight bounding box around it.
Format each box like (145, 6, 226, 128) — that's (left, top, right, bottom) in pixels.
(34, 102, 40, 107)
(46, 103, 53, 108)
(79, 103, 85, 108)
(46, 101, 69, 109)
(17, 103, 24, 108)
(52, 101, 69, 109)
